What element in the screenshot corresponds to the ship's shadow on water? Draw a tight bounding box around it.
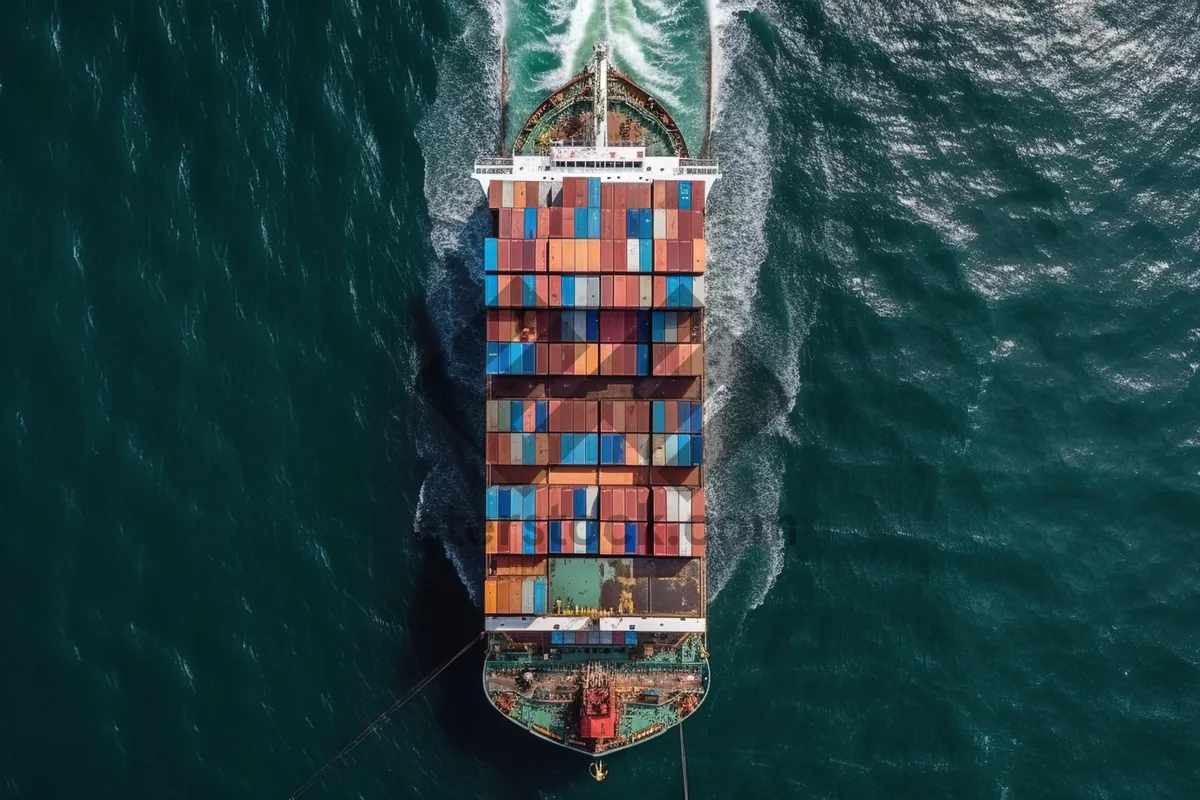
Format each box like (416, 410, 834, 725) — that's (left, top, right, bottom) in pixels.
(397, 209, 585, 791)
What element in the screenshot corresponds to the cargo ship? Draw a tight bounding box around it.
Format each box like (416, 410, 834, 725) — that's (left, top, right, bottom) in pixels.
(471, 43, 719, 758)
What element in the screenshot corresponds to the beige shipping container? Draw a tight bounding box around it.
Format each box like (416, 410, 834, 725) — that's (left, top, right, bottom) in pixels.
(501, 180, 514, 208)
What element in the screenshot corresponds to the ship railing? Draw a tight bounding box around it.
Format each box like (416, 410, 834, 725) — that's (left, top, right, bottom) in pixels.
(678, 158, 719, 175)
(474, 157, 514, 174)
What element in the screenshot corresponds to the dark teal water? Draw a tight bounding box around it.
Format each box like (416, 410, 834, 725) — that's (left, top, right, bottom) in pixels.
(2, 0, 1199, 798)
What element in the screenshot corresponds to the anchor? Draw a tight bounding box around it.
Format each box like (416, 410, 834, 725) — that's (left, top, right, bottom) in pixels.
(589, 760, 608, 782)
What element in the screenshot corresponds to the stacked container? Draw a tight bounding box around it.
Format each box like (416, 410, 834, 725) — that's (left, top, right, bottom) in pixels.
(484, 177, 709, 624)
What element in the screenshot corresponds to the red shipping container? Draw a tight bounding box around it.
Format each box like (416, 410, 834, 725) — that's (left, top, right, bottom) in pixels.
(614, 182, 626, 210)
(670, 180, 680, 210)
(654, 239, 667, 271)
(692, 523, 706, 557)
(652, 277, 667, 309)
(667, 523, 680, 556)
(652, 180, 665, 209)
(547, 487, 560, 518)
(508, 212, 521, 239)
(652, 487, 667, 522)
(537, 208, 550, 239)
(536, 276, 549, 307)
(609, 521, 624, 552)
(550, 207, 562, 238)
(641, 184, 653, 207)
(561, 177, 573, 206)
(678, 209, 692, 241)
(653, 522, 667, 554)
(601, 209, 613, 240)
(670, 343, 683, 375)
(486, 310, 498, 341)
(601, 182, 613, 208)
(486, 432, 497, 462)
(535, 241, 547, 272)
(498, 209, 511, 239)
(574, 179, 587, 208)
(600, 401, 615, 432)
(535, 487, 549, 519)
(563, 208, 575, 239)
(535, 521, 548, 554)
(681, 240, 693, 273)
(546, 433, 560, 463)
(667, 240, 679, 272)
(549, 276, 561, 306)
(523, 402, 537, 432)
(600, 239, 613, 272)
(636, 487, 649, 520)
(488, 182, 502, 209)
(612, 487, 625, 522)
(691, 484, 705, 522)
(536, 342, 547, 374)
(601, 275, 614, 308)
(601, 487, 613, 520)
(693, 181, 705, 212)
(528, 181, 541, 207)
(585, 401, 598, 432)
(692, 209, 705, 235)
(520, 240, 533, 271)
(665, 401, 679, 433)
(496, 522, 509, 554)
(497, 238, 511, 271)
(613, 238, 626, 272)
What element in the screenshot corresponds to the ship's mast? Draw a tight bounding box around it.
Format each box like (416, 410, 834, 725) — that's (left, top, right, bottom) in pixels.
(591, 43, 609, 149)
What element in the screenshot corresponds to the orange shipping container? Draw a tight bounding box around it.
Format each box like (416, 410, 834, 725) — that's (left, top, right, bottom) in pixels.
(693, 239, 706, 272)
(598, 466, 642, 485)
(514, 181, 526, 208)
(654, 240, 667, 271)
(484, 580, 498, 613)
(652, 180, 666, 209)
(549, 239, 563, 271)
(548, 466, 598, 484)
(486, 521, 499, 553)
(537, 207, 550, 239)
(575, 239, 589, 272)
(508, 580, 522, 614)
(588, 239, 600, 271)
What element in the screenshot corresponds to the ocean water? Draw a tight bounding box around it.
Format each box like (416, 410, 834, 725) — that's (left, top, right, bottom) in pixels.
(2, 0, 1199, 798)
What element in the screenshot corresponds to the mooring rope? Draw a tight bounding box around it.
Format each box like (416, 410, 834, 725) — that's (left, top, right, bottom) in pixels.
(680, 723, 690, 800)
(287, 631, 486, 799)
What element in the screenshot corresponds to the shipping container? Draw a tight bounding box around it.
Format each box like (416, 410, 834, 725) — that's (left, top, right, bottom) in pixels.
(651, 400, 704, 433)
(678, 180, 692, 210)
(502, 180, 514, 209)
(653, 208, 666, 240)
(547, 466, 599, 485)
(650, 310, 702, 343)
(588, 177, 601, 208)
(652, 275, 706, 309)
(649, 343, 703, 376)
(489, 554, 548, 577)
(514, 181, 527, 209)
(649, 433, 704, 467)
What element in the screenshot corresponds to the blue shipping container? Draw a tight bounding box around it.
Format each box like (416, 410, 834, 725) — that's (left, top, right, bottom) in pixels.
(588, 178, 601, 208)
(679, 181, 692, 210)
(626, 209, 639, 238)
(485, 274, 499, 307)
(640, 239, 653, 272)
(524, 208, 538, 238)
(639, 210, 653, 240)
(486, 487, 499, 519)
(551, 631, 563, 644)
(586, 521, 599, 554)
(534, 578, 547, 614)
(484, 238, 498, 272)
(574, 208, 589, 239)
(549, 521, 562, 553)
(624, 522, 638, 554)
(588, 208, 600, 239)
(625, 631, 637, 645)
